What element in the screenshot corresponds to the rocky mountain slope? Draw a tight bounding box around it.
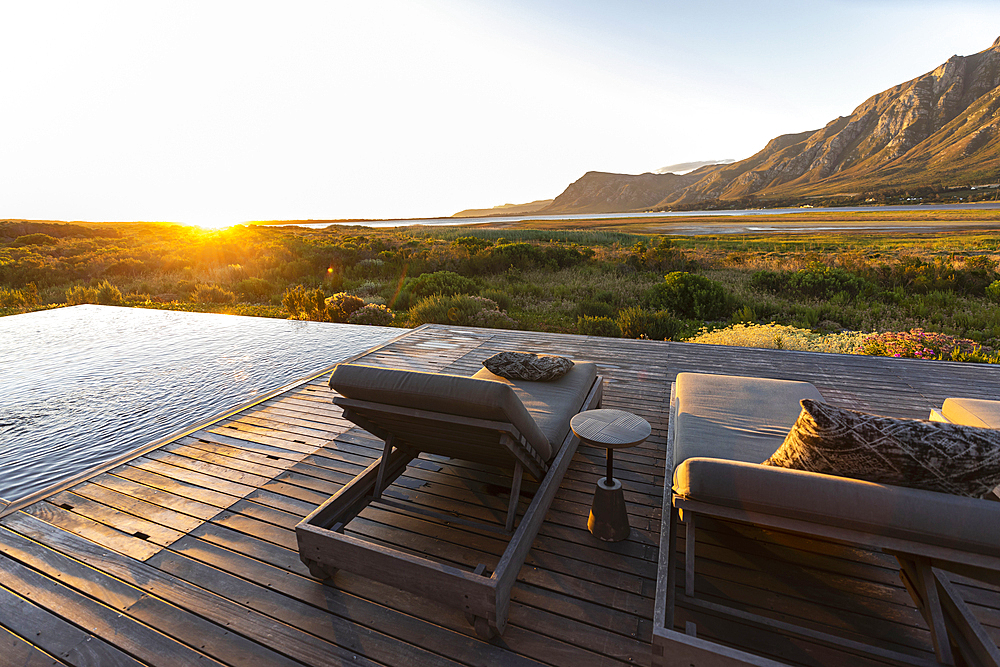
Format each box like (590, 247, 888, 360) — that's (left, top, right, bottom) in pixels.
(540, 170, 703, 214)
(545, 36, 1000, 213)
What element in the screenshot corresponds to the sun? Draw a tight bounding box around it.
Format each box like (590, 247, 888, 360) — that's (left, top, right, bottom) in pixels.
(184, 216, 241, 230)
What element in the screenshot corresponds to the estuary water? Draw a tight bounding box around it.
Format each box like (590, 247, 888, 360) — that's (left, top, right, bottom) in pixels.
(277, 202, 1000, 229)
(0, 306, 401, 502)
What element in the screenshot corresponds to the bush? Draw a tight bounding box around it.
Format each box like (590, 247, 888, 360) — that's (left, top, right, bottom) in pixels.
(480, 288, 513, 312)
(282, 285, 327, 320)
(858, 328, 990, 360)
(577, 315, 621, 338)
(468, 308, 519, 329)
(645, 271, 732, 319)
(66, 284, 98, 305)
(615, 307, 683, 340)
(627, 237, 693, 272)
(576, 299, 616, 319)
(191, 284, 236, 304)
(236, 277, 274, 301)
(453, 236, 493, 254)
(348, 303, 395, 326)
(407, 271, 477, 299)
(95, 280, 123, 305)
(0, 283, 37, 308)
(409, 294, 511, 327)
(12, 233, 58, 246)
(326, 292, 366, 322)
(687, 323, 865, 354)
(750, 265, 871, 300)
(987, 279, 1000, 302)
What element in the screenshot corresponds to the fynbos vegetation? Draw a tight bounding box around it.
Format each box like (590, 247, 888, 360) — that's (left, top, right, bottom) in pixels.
(4, 219, 1000, 362)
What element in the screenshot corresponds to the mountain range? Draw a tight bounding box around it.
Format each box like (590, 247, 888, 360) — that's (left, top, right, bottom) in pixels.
(536, 36, 1000, 215)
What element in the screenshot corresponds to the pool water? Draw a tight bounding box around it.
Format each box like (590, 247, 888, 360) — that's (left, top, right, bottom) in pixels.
(0, 305, 402, 502)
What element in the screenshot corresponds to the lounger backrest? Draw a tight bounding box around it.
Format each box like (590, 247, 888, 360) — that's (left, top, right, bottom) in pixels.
(674, 372, 824, 466)
(330, 364, 553, 461)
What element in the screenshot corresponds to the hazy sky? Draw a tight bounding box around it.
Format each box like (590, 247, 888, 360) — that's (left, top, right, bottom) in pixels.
(3, 1, 1000, 225)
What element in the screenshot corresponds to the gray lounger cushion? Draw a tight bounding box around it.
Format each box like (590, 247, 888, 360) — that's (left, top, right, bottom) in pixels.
(942, 398, 1000, 429)
(674, 457, 1000, 558)
(473, 362, 598, 457)
(330, 364, 553, 461)
(673, 372, 824, 466)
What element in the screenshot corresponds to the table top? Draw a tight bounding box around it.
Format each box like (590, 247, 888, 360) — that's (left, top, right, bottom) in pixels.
(570, 409, 650, 449)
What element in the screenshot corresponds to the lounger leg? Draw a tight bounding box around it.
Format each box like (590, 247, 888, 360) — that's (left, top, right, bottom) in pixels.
(932, 566, 1000, 667)
(685, 511, 697, 598)
(918, 560, 956, 666)
(373, 435, 395, 500)
(664, 501, 679, 630)
(506, 460, 523, 533)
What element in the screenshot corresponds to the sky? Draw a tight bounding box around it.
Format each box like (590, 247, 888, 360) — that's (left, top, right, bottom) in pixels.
(3, 1, 1000, 226)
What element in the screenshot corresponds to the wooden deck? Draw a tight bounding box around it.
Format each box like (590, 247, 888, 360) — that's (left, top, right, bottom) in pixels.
(0, 323, 998, 666)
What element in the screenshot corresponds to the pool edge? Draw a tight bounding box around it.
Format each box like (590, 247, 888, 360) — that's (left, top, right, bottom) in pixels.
(0, 325, 416, 520)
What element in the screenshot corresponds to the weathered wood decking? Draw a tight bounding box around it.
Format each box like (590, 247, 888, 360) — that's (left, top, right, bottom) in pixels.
(0, 323, 998, 666)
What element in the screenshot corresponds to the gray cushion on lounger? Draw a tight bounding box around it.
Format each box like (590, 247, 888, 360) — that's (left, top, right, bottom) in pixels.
(330, 364, 553, 461)
(674, 457, 1000, 558)
(942, 398, 1000, 429)
(673, 372, 824, 467)
(473, 362, 597, 457)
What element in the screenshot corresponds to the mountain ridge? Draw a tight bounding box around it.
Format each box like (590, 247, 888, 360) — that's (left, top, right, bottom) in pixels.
(541, 36, 1000, 214)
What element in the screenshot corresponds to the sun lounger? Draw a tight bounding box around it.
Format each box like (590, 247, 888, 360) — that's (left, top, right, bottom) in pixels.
(296, 362, 603, 638)
(653, 372, 1000, 667)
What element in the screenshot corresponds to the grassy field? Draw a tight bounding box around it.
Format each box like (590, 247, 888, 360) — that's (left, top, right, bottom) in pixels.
(4, 212, 1000, 361)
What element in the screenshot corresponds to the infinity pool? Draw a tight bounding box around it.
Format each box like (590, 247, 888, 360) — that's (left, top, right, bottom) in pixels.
(0, 305, 401, 502)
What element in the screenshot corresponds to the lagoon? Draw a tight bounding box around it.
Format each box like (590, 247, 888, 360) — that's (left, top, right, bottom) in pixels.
(0, 306, 401, 502)
(274, 202, 1000, 229)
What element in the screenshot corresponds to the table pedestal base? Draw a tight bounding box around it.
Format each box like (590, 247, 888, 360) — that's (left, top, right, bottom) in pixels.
(588, 477, 630, 542)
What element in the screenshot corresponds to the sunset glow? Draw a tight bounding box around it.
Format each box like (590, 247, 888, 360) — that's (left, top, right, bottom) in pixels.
(3, 1, 1000, 225)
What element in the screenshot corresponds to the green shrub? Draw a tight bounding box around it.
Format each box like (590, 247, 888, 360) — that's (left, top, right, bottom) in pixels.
(409, 294, 505, 326)
(66, 284, 98, 305)
(577, 315, 621, 338)
(236, 277, 274, 301)
(627, 237, 693, 272)
(468, 308, 519, 329)
(750, 265, 871, 300)
(191, 284, 236, 304)
(615, 306, 683, 340)
(453, 236, 493, 254)
(104, 258, 146, 277)
(407, 271, 477, 299)
(12, 233, 58, 246)
(282, 285, 327, 320)
(987, 279, 1000, 302)
(576, 299, 616, 319)
(645, 271, 732, 320)
(348, 303, 395, 326)
(95, 280, 123, 305)
(480, 288, 513, 312)
(326, 292, 366, 322)
(0, 283, 38, 309)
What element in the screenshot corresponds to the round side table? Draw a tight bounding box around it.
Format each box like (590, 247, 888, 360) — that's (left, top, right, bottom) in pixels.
(570, 408, 651, 542)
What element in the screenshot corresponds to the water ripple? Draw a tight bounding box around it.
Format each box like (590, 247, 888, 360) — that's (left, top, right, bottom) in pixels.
(0, 305, 400, 502)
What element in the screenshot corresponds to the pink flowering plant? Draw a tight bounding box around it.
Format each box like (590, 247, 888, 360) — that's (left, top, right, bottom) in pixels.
(858, 328, 992, 360)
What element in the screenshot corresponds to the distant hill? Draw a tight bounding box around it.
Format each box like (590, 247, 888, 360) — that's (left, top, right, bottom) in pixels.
(545, 36, 1000, 213)
(452, 200, 553, 218)
(539, 171, 704, 214)
(653, 159, 735, 175)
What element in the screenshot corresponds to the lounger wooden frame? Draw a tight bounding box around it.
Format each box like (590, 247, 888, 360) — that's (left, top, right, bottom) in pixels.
(652, 382, 1000, 667)
(296, 375, 603, 638)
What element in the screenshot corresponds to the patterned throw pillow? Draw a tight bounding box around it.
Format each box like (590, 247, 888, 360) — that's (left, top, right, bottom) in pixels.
(763, 399, 1000, 498)
(482, 351, 574, 382)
